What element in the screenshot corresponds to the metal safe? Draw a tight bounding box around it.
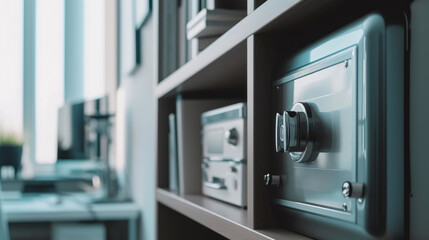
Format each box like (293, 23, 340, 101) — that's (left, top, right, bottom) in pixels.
(201, 103, 247, 207)
(267, 13, 406, 239)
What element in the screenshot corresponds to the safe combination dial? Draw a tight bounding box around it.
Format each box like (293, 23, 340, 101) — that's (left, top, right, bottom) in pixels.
(225, 128, 239, 146)
(275, 102, 319, 163)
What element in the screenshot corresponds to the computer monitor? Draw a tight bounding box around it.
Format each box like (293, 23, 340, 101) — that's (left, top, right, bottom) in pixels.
(57, 96, 111, 162)
(57, 102, 86, 161)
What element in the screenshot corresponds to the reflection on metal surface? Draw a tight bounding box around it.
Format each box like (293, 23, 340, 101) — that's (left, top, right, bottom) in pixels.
(273, 47, 357, 220)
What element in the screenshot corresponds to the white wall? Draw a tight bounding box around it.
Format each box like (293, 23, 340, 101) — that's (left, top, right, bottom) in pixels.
(119, 0, 155, 239)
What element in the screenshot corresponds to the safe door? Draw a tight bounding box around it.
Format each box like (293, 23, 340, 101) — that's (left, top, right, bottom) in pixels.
(269, 13, 406, 239)
(273, 47, 357, 222)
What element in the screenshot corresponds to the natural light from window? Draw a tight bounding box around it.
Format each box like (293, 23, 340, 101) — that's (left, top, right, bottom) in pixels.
(35, 0, 65, 164)
(35, 0, 106, 164)
(0, 0, 23, 140)
(1, 0, 107, 165)
(84, 0, 106, 100)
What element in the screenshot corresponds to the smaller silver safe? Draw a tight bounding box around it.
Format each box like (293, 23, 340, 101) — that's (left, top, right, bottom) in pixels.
(201, 103, 247, 207)
(268, 14, 406, 239)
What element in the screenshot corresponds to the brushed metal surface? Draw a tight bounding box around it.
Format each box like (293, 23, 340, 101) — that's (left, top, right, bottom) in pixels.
(274, 47, 357, 222)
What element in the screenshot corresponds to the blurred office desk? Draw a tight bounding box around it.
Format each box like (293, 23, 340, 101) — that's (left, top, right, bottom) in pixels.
(2, 194, 139, 240)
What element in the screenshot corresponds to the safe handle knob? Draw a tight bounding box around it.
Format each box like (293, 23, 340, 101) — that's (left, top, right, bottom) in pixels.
(275, 112, 287, 152)
(264, 173, 280, 186)
(342, 181, 364, 198)
(276, 111, 305, 152)
(275, 102, 319, 163)
(225, 128, 239, 146)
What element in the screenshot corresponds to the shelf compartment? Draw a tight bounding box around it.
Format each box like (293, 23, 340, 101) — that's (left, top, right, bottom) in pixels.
(156, 188, 308, 240)
(155, 0, 307, 99)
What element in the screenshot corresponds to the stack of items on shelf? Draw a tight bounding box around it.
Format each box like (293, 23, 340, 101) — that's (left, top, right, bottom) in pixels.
(159, 0, 246, 79)
(186, 0, 246, 58)
(168, 96, 247, 207)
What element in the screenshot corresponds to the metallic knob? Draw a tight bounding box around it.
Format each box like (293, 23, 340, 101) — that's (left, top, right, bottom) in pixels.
(201, 162, 209, 169)
(264, 173, 280, 186)
(342, 181, 364, 198)
(275, 102, 319, 163)
(275, 112, 286, 152)
(225, 128, 239, 146)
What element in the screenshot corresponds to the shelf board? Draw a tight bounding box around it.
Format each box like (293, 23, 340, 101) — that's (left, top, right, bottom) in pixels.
(155, 0, 304, 99)
(156, 40, 247, 99)
(156, 188, 309, 240)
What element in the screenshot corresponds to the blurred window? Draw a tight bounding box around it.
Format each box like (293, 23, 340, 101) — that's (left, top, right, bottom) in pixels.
(84, 0, 106, 100)
(35, 0, 65, 164)
(35, 0, 106, 164)
(0, 0, 24, 139)
(0, 0, 106, 165)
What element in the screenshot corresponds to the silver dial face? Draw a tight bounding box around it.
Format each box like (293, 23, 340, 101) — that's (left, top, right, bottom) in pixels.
(276, 102, 319, 163)
(225, 128, 239, 146)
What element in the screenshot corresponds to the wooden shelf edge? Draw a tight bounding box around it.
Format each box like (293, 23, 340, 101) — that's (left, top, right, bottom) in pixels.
(155, 0, 301, 99)
(156, 188, 270, 239)
(156, 188, 308, 240)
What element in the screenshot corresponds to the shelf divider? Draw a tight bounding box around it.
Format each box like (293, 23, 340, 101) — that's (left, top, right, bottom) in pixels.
(247, 34, 278, 229)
